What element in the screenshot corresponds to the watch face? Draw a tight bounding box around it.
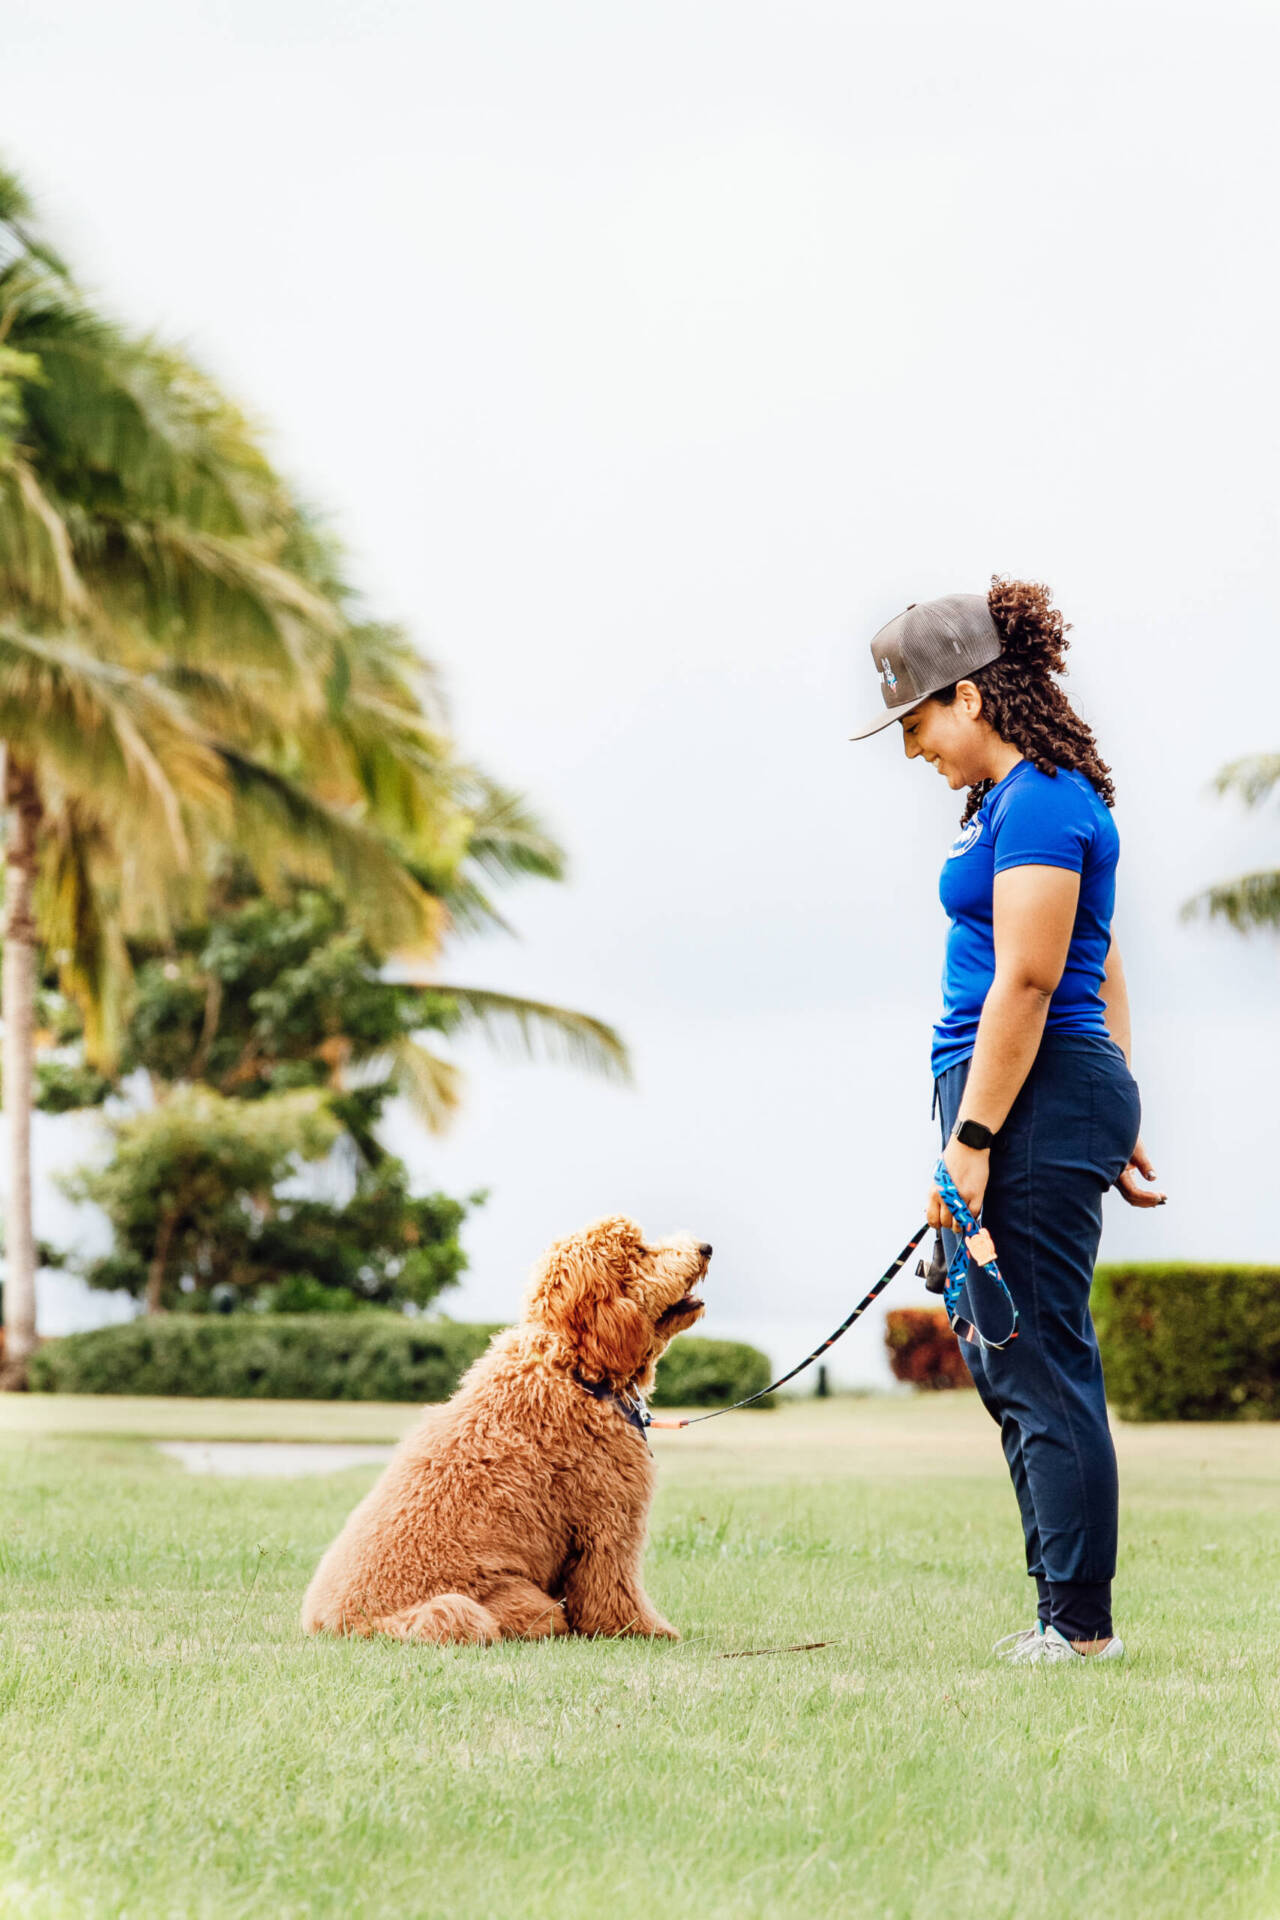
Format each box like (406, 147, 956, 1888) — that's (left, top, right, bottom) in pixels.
(958, 1120, 994, 1149)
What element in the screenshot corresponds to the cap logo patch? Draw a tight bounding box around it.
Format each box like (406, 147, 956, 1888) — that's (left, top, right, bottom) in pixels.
(880, 656, 898, 691)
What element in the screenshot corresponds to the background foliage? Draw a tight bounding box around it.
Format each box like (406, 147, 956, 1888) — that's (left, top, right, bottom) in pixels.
(29, 1317, 773, 1408)
(1092, 1263, 1280, 1421)
(883, 1307, 973, 1391)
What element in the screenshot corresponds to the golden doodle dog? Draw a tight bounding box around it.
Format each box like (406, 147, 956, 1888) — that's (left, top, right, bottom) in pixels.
(302, 1216, 710, 1644)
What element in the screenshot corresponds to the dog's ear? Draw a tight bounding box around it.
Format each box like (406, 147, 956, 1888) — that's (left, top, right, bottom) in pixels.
(525, 1215, 651, 1385)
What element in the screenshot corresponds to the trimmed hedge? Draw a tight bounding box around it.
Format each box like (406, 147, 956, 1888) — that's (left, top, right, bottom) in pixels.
(884, 1308, 973, 1391)
(1093, 1264, 1280, 1422)
(28, 1315, 499, 1403)
(652, 1336, 774, 1409)
(29, 1314, 774, 1409)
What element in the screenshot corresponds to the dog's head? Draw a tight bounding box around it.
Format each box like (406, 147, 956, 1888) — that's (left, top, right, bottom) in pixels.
(523, 1215, 711, 1392)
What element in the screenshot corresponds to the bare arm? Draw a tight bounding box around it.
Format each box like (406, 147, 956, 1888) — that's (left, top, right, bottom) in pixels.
(928, 865, 1077, 1229)
(1098, 938, 1167, 1208)
(956, 865, 1079, 1132)
(1098, 937, 1132, 1064)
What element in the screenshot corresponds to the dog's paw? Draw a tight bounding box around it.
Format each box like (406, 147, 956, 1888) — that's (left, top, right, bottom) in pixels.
(647, 1618, 680, 1641)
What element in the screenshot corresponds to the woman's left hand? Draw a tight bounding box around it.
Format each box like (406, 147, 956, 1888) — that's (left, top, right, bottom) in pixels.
(927, 1137, 991, 1233)
(1115, 1135, 1167, 1209)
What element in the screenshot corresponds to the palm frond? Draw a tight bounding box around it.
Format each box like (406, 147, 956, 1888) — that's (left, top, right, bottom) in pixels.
(425, 985, 630, 1082)
(413, 867, 516, 940)
(0, 168, 36, 230)
(0, 449, 87, 620)
(215, 746, 445, 956)
(0, 625, 227, 854)
(154, 661, 297, 752)
(1211, 755, 1280, 809)
(14, 290, 286, 537)
(0, 169, 69, 276)
(35, 806, 134, 1066)
(460, 777, 567, 884)
(100, 518, 340, 684)
(296, 695, 457, 846)
(386, 1036, 463, 1135)
(1180, 871, 1280, 935)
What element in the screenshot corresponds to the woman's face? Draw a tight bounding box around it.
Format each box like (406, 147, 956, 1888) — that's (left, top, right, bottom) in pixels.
(899, 684, 988, 790)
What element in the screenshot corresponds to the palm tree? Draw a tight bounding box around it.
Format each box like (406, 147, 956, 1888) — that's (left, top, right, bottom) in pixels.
(1, 167, 626, 1381)
(1181, 755, 1280, 934)
(0, 175, 441, 1382)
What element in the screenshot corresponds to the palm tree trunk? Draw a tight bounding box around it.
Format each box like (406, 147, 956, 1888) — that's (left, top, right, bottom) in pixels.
(1, 757, 42, 1389)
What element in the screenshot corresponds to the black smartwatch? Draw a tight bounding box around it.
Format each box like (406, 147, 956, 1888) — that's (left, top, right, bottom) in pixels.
(953, 1118, 997, 1151)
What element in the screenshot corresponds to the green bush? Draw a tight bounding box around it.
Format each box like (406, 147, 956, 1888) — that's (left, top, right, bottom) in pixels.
(650, 1337, 774, 1409)
(29, 1316, 775, 1409)
(29, 1316, 500, 1403)
(1093, 1264, 1280, 1421)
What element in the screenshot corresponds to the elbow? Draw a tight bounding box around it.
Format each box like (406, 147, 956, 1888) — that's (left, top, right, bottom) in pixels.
(998, 970, 1058, 1004)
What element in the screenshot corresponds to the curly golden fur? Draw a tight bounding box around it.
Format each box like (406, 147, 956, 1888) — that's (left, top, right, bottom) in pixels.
(936, 577, 1115, 826)
(301, 1216, 709, 1645)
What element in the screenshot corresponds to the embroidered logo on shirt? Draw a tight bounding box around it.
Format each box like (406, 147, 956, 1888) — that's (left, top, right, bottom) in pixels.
(946, 818, 983, 859)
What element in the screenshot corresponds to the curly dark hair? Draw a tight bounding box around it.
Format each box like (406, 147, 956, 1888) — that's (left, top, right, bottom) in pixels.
(930, 576, 1115, 825)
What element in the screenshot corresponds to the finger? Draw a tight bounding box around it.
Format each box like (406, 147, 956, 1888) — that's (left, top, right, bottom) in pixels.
(940, 1204, 956, 1232)
(1117, 1171, 1167, 1208)
(1132, 1149, 1157, 1179)
(927, 1191, 941, 1229)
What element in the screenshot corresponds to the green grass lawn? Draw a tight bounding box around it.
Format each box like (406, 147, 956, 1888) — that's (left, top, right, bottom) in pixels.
(2, 1396, 1278, 1919)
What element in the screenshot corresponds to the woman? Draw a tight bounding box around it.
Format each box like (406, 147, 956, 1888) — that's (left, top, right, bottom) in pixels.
(850, 579, 1166, 1665)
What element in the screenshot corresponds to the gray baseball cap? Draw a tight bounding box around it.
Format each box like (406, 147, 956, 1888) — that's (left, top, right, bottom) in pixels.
(849, 593, 1004, 740)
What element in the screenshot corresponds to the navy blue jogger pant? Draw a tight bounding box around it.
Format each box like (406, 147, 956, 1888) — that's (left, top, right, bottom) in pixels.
(934, 1034, 1141, 1642)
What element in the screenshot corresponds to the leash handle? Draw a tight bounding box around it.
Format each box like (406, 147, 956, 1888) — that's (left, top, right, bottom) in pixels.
(647, 1223, 930, 1430)
(932, 1159, 1018, 1351)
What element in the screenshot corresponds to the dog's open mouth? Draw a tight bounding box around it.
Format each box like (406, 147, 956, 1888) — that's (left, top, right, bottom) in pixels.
(656, 1285, 704, 1330)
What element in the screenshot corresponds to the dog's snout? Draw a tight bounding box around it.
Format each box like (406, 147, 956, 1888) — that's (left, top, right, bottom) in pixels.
(698, 1243, 713, 1261)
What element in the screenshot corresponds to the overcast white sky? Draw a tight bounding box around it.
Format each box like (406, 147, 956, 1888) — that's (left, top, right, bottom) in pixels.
(10, 0, 1279, 1381)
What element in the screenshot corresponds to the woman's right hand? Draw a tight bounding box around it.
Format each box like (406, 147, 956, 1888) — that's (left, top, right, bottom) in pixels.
(1115, 1136, 1167, 1208)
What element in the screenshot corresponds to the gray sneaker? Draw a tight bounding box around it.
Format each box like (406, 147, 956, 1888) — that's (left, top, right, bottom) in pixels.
(993, 1623, 1045, 1660)
(1006, 1623, 1126, 1666)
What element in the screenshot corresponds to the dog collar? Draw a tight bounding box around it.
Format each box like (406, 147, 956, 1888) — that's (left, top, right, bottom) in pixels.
(574, 1374, 651, 1446)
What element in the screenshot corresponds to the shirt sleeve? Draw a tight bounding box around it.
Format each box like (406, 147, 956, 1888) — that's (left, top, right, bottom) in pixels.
(990, 772, 1091, 877)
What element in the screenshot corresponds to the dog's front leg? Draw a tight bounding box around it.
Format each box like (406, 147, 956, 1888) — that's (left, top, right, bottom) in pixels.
(560, 1524, 677, 1641)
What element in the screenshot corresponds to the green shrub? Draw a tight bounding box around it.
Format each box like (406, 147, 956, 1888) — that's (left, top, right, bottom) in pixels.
(29, 1317, 774, 1409)
(1093, 1264, 1280, 1421)
(29, 1316, 499, 1403)
(650, 1337, 774, 1409)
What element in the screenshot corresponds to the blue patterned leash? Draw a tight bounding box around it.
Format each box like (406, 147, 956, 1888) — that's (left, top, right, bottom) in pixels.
(932, 1158, 1019, 1352)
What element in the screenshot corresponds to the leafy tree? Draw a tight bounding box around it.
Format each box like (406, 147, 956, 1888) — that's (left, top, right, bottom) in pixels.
(45, 883, 481, 1316)
(0, 170, 434, 1380)
(0, 167, 627, 1381)
(63, 1087, 339, 1314)
(1181, 754, 1280, 936)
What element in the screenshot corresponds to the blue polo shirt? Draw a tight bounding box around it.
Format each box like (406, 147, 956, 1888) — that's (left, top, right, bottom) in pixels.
(931, 759, 1120, 1077)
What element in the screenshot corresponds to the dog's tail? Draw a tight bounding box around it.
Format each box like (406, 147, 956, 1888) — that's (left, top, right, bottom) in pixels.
(369, 1594, 502, 1644)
